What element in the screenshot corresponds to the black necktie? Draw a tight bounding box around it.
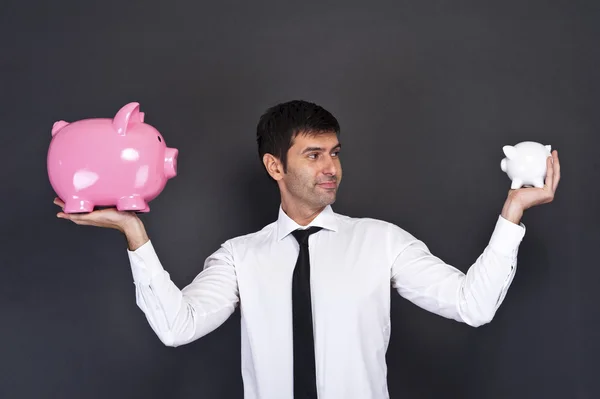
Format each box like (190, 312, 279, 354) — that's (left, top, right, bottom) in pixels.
(291, 226, 322, 399)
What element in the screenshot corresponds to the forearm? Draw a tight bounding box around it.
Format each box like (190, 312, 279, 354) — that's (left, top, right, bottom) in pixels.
(456, 215, 525, 325)
(455, 246, 517, 326)
(391, 216, 525, 327)
(128, 241, 240, 347)
(392, 245, 515, 327)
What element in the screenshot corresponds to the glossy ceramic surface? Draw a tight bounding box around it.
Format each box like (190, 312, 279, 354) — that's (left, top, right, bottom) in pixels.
(47, 102, 178, 213)
(500, 141, 551, 189)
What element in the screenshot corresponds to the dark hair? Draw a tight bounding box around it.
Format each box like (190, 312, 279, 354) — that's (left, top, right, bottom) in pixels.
(256, 100, 340, 175)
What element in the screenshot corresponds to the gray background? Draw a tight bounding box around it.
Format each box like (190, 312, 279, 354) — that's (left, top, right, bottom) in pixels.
(2, 0, 599, 398)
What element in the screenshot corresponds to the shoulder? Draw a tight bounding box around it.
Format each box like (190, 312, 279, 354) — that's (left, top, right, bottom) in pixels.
(335, 212, 417, 242)
(222, 221, 277, 250)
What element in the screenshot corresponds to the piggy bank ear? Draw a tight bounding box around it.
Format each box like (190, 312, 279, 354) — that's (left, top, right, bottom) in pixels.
(502, 145, 518, 160)
(113, 102, 142, 136)
(52, 120, 69, 136)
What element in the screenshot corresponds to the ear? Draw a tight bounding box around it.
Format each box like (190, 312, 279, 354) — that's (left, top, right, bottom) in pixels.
(139, 112, 145, 123)
(52, 120, 69, 136)
(112, 102, 141, 136)
(502, 145, 518, 160)
(262, 153, 284, 181)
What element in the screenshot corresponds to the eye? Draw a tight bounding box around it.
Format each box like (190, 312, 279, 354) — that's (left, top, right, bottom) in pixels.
(331, 151, 340, 157)
(157, 136, 162, 142)
(308, 153, 318, 159)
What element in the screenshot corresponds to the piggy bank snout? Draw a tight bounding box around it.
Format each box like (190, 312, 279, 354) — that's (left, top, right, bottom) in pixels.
(164, 147, 178, 179)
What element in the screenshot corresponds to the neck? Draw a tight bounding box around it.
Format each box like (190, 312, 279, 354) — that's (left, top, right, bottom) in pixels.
(280, 198, 326, 226)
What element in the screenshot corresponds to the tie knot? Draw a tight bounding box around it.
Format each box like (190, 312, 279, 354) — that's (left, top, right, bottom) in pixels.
(291, 226, 322, 245)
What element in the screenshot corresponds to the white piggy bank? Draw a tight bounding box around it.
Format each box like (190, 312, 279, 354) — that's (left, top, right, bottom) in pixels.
(501, 141, 552, 189)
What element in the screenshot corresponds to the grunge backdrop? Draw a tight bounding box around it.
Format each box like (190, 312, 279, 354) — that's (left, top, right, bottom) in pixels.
(1, 1, 598, 398)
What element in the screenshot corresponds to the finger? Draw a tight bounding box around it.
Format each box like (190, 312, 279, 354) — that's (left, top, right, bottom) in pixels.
(544, 155, 554, 191)
(57, 212, 89, 224)
(71, 218, 93, 226)
(57, 212, 76, 220)
(53, 197, 65, 208)
(552, 150, 560, 192)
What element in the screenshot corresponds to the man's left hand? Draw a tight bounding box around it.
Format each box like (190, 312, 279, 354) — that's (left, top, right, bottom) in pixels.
(501, 150, 561, 225)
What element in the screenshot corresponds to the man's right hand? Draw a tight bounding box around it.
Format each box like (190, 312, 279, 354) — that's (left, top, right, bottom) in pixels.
(54, 197, 150, 250)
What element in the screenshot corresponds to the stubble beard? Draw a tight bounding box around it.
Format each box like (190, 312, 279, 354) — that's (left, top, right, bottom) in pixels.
(286, 172, 338, 209)
(313, 186, 337, 207)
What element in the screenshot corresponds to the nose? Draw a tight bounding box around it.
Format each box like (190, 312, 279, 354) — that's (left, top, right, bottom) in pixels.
(164, 147, 178, 179)
(321, 155, 337, 176)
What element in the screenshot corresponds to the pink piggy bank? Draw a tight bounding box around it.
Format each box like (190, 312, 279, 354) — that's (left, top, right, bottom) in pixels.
(47, 102, 178, 213)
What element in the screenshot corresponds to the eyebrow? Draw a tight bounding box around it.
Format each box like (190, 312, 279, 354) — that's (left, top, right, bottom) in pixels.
(301, 143, 342, 154)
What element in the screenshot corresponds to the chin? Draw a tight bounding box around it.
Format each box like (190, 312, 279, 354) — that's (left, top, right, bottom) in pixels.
(316, 193, 337, 207)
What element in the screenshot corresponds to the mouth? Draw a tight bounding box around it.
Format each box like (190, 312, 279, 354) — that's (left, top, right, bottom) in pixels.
(317, 181, 337, 189)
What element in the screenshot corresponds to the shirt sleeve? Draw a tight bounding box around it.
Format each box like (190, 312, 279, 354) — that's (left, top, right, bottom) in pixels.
(390, 215, 525, 327)
(128, 240, 240, 346)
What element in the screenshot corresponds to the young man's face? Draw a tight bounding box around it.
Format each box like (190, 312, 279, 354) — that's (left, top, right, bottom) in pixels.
(280, 131, 342, 209)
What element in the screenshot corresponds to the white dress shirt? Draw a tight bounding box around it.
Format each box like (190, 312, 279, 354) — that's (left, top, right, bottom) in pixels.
(127, 205, 525, 399)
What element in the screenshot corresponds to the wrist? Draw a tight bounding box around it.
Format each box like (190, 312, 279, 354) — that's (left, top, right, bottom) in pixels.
(121, 217, 149, 251)
(501, 198, 524, 225)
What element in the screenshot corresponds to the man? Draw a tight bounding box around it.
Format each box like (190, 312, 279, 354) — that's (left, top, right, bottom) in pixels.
(54, 100, 560, 399)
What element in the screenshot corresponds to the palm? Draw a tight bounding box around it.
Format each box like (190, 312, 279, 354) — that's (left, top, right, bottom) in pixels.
(53, 198, 137, 231)
(508, 186, 553, 209)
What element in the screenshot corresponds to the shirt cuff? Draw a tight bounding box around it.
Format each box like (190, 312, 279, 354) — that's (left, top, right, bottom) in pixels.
(127, 240, 165, 285)
(488, 215, 526, 257)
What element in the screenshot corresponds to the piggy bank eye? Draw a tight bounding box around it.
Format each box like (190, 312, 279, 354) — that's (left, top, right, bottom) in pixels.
(157, 136, 162, 142)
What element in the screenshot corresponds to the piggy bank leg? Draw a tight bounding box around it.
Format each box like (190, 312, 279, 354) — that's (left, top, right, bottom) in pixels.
(532, 178, 545, 188)
(117, 196, 148, 212)
(63, 198, 95, 213)
(511, 178, 524, 190)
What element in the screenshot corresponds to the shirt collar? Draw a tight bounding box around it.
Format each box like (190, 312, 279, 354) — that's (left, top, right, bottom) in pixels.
(276, 204, 339, 241)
